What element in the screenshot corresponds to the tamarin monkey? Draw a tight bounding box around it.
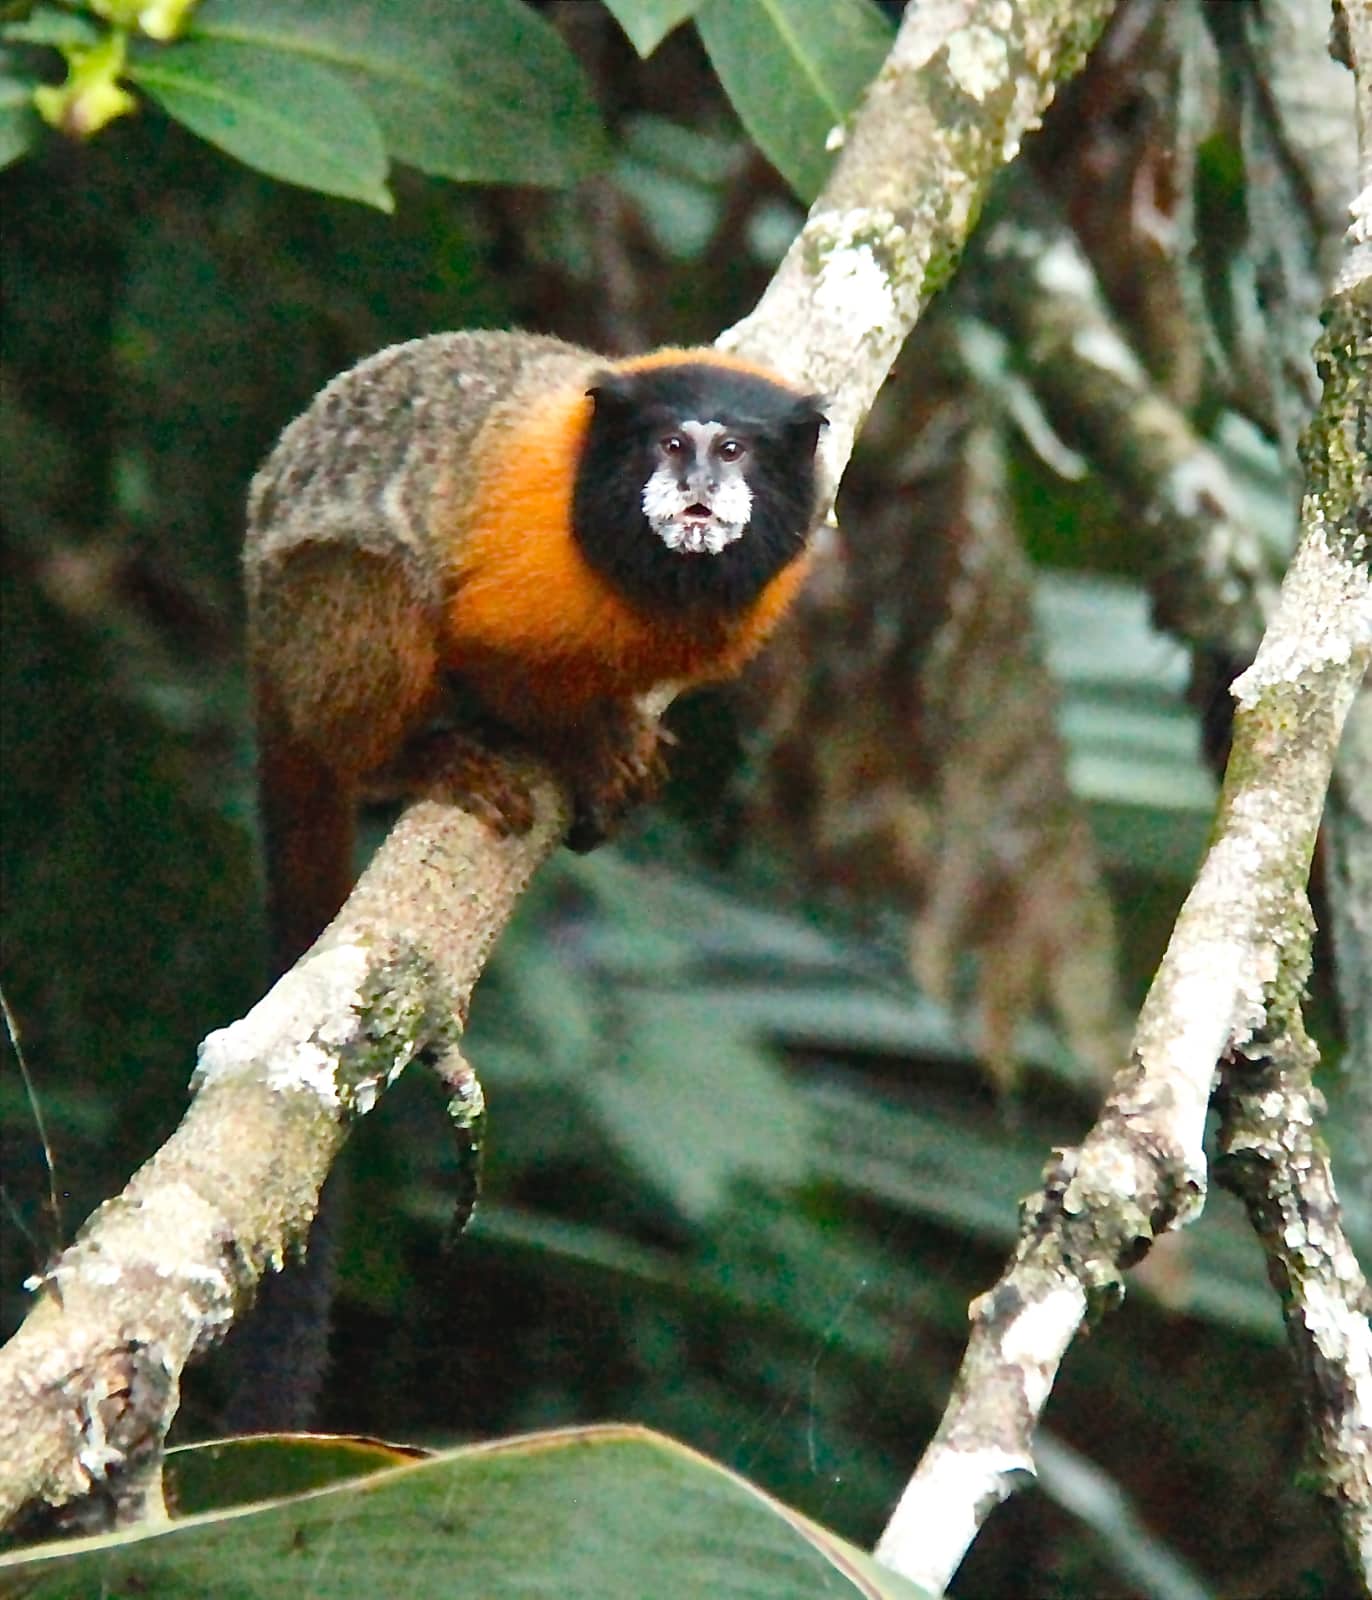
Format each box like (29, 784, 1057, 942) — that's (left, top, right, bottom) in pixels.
(232, 332, 824, 1428)
(246, 330, 828, 973)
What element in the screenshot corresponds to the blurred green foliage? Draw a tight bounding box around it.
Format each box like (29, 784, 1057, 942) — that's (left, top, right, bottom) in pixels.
(0, 3, 1364, 1596)
(2, 0, 891, 202)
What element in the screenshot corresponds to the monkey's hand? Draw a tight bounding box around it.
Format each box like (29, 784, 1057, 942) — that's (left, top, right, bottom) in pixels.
(372, 695, 665, 852)
(372, 726, 538, 839)
(560, 702, 669, 853)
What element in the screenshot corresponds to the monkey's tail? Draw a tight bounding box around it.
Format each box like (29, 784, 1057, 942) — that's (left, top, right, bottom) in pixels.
(221, 1168, 344, 1433)
(219, 677, 356, 1432)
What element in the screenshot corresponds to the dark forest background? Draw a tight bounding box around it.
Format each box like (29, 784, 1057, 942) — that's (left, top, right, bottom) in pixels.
(2, 1, 1366, 1594)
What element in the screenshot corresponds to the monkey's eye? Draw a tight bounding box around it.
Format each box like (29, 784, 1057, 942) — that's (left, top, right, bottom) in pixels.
(661, 434, 686, 457)
(717, 437, 746, 463)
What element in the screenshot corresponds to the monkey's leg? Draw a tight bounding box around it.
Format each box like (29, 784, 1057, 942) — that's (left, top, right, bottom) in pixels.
(251, 539, 442, 973)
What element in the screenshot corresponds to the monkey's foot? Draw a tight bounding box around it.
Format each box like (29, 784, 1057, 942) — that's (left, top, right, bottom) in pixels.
(387, 728, 536, 838)
(564, 711, 668, 852)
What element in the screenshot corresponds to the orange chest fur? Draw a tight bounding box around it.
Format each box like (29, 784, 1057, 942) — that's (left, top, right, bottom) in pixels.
(440, 386, 807, 709)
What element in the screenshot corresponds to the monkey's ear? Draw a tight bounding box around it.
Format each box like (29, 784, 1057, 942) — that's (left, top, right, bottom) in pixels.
(786, 394, 828, 453)
(586, 370, 643, 416)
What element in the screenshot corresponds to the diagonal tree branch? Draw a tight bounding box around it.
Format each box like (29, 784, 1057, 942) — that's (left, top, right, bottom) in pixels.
(0, 0, 1120, 1535)
(874, 8, 1372, 1590)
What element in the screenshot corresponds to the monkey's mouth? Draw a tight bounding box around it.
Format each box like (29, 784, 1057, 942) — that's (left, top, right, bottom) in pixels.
(657, 509, 746, 555)
(642, 470, 752, 556)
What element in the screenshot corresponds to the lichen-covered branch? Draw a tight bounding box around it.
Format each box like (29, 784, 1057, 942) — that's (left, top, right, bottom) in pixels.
(0, 779, 562, 1530)
(875, 38, 1372, 1591)
(0, 0, 1121, 1536)
(1214, 1011, 1372, 1582)
(980, 181, 1280, 657)
(722, 0, 1119, 493)
(1323, 0, 1372, 1228)
(1205, 11, 1372, 1564)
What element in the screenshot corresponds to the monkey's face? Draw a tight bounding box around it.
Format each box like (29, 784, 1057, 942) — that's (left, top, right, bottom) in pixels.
(640, 420, 756, 556)
(575, 359, 826, 614)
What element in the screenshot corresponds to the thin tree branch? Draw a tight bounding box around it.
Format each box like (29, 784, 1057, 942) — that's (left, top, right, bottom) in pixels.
(1214, 1009, 1372, 1579)
(720, 0, 1119, 482)
(1319, 0, 1372, 1228)
(875, 10, 1371, 1584)
(0, 0, 1120, 1535)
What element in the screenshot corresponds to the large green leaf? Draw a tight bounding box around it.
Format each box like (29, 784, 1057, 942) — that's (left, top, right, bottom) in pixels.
(5, 1426, 933, 1599)
(127, 36, 392, 210)
(615, 115, 754, 260)
(604, 0, 703, 58)
(695, 0, 892, 200)
(191, 0, 605, 187)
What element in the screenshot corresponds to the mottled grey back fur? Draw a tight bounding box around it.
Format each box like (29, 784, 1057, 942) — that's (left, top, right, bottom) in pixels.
(245, 329, 600, 607)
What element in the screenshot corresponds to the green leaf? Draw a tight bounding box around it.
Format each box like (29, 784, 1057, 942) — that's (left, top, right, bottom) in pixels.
(5, 1426, 935, 1599)
(577, 851, 851, 976)
(695, 0, 892, 200)
(468, 1205, 687, 1295)
(166, 1435, 425, 1514)
(0, 69, 41, 169)
(127, 35, 392, 210)
(190, 0, 605, 187)
(1, 6, 103, 48)
(604, 0, 703, 57)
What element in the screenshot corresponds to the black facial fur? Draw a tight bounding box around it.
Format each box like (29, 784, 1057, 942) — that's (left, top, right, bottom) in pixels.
(572, 362, 826, 616)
